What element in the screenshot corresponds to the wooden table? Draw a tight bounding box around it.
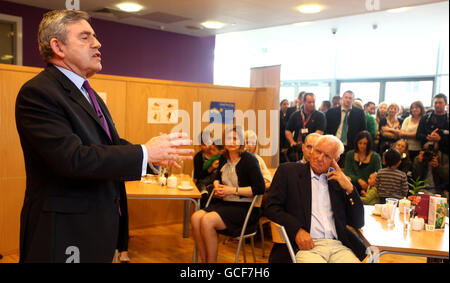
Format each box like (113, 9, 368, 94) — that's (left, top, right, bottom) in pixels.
(360, 205, 449, 263)
(126, 177, 202, 262)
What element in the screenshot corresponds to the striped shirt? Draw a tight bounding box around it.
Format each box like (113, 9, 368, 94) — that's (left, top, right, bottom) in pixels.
(375, 168, 408, 199)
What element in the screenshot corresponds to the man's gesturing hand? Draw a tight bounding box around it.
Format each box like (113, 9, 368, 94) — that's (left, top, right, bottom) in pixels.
(145, 132, 194, 166)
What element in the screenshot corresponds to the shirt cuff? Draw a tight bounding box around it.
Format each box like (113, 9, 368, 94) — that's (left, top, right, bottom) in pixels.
(141, 144, 160, 175)
(141, 145, 148, 177)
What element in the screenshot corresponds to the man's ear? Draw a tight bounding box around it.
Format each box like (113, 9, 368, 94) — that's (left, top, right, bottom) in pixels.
(49, 38, 65, 59)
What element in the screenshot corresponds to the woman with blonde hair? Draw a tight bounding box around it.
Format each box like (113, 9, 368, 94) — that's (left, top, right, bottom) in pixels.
(378, 102, 403, 152)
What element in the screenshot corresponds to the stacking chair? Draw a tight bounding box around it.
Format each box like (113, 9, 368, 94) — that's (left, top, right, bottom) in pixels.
(269, 221, 297, 263)
(205, 188, 263, 263)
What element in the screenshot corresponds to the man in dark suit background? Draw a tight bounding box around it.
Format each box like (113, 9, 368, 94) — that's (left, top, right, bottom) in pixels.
(325, 90, 366, 167)
(15, 10, 193, 262)
(264, 135, 365, 263)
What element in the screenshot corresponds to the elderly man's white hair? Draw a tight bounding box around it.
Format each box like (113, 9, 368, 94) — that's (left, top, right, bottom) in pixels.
(304, 133, 321, 144)
(314, 135, 345, 159)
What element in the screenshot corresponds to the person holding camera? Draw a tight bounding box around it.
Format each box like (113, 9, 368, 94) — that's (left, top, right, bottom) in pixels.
(416, 93, 449, 156)
(412, 142, 449, 195)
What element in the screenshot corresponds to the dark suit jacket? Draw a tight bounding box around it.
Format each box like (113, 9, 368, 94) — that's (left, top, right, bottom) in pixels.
(325, 106, 367, 149)
(264, 162, 366, 262)
(15, 64, 144, 262)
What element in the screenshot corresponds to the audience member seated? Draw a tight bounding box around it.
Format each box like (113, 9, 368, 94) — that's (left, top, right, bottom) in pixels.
(360, 172, 380, 205)
(285, 92, 326, 162)
(379, 102, 403, 153)
(196, 141, 226, 208)
(392, 139, 413, 178)
(190, 126, 265, 263)
(344, 131, 381, 194)
(412, 141, 449, 197)
(298, 133, 321, 164)
(193, 131, 213, 184)
(376, 148, 409, 203)
(265, 135, 366, 263)
(416, 93, 449, 156)
(245, 130, 272, 190)
(397, 101, 425, 161)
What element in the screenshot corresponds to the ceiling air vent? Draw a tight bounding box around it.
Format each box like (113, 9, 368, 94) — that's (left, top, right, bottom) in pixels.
(91, 8, 134, 19)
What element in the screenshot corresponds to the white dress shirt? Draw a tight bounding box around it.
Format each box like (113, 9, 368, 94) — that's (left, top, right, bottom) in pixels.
(55, 65, 150, 176)
(310, 168, 338, 240)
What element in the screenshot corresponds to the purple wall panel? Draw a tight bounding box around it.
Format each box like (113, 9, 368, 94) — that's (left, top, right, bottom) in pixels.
(0, 0, 215, 83)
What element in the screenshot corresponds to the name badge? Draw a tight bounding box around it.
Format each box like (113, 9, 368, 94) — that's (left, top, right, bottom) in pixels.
(301, 128, 309, 134)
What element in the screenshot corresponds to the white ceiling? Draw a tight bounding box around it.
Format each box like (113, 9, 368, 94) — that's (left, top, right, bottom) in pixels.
(5, 0, 448, 36)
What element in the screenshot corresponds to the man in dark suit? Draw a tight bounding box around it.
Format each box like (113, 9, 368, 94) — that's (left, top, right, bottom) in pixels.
(264, 135, 366, 263)
(15, 10, 193, 262)
(326, 90, 366, 166)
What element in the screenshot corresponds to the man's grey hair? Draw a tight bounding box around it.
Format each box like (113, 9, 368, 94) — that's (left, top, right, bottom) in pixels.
(304, 133, 321, 144)
(38, 9, 90, 62)
(314, 135, 345, 159)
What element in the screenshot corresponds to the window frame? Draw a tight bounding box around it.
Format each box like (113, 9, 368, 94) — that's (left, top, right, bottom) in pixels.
(0, 13, 23, 66)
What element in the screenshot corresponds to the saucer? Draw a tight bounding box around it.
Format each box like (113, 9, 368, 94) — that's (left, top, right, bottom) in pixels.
(372, 210, 381, 216)
(178, 185, 193, 190)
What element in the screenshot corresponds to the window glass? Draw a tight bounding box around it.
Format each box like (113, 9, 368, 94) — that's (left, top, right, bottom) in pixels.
(339, 82, 381, 104)
(385, 81, 434, 107)
(0, 22, 14, 64)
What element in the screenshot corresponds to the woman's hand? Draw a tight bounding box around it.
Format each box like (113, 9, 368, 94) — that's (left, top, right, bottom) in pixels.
(214, 184, 234, 198)
(358, 179, 368, 190)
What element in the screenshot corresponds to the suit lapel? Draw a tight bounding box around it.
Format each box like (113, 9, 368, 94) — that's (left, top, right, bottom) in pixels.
(301, 164, 312, 232)
(47, 65, 114, 144)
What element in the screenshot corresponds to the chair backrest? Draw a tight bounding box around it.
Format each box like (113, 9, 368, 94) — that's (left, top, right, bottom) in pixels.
(270, 221, 297, 263)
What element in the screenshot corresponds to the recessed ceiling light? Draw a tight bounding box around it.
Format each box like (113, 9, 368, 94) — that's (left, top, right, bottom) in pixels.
(201, 21, 226, 29)
(116, 2, 144, 13)
(293, 21, 312, 27)
(297, 4, 323, 14)
(387, 7, 410, 13)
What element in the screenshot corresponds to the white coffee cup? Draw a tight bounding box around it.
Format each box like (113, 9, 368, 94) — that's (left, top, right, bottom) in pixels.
(167, 175, 177, 188)
(373, 204, 383, 214)
(181, 180, 190, 188)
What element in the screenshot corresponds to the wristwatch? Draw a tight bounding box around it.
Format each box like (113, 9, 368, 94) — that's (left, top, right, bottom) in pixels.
(235, 186, 239, 196)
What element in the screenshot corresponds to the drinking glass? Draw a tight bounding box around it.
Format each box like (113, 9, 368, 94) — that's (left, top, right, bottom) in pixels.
(385, 198, 399, 227)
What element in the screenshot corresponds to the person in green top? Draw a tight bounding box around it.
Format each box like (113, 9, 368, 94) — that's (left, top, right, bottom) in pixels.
(360, 172, 380, 205)
(344, 130, 382, 194)
(364, 101, 377, 140)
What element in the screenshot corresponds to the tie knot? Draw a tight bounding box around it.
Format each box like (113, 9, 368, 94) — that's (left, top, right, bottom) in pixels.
(83, 80, 93, 92)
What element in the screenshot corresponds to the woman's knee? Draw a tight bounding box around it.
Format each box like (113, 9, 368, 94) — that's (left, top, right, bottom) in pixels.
(191, 210, 206, 227)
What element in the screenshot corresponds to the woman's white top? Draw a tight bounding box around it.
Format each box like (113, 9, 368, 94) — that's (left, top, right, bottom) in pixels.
(401, 116, 421, 151)
(221, 159, 251, 202)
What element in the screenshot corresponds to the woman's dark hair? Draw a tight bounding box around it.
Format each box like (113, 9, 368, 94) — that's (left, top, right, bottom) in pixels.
(353, 130, 373, 155)
(280, 99, 288, 106)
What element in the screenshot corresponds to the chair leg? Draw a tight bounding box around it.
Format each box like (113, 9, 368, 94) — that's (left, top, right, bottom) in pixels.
(250, 236, 256, 263)
(259, 220, 265, 258)
(242, 239, 247, 263)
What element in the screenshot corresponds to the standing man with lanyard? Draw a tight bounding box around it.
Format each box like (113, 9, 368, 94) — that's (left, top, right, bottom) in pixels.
(285, 93, 326, 161)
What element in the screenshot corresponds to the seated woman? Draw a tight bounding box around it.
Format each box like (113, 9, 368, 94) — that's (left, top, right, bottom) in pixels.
(379, 102, 402, 153)
(190, 126, 266, 263)
(244, 130, 272, 190)
(344, 131, 382, 194)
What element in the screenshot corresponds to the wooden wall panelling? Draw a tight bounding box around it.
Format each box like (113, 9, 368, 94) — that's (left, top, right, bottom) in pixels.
(0, 65, 39, 254)
(125, 81, 199, 229)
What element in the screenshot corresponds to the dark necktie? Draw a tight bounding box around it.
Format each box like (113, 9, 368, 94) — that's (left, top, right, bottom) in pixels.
(341, 110, 350, 143)
(82, 80, 112, 140)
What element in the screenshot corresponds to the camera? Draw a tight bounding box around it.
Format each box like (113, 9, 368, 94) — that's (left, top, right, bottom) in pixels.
(422, 142, 438, 163)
